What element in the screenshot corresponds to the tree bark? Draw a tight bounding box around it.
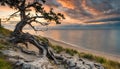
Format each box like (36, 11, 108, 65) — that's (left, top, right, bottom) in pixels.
(0, 18, 1, 27)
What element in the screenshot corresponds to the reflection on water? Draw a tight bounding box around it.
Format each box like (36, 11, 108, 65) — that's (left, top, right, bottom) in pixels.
(2, 23, 120, 56)
(42, 30, 120, 56)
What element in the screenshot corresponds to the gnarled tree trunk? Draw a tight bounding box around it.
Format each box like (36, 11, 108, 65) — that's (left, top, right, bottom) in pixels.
(10, 9, 58, 64)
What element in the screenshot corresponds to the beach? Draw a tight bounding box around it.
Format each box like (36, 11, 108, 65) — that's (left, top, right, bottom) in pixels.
(47, 37, 120, 63)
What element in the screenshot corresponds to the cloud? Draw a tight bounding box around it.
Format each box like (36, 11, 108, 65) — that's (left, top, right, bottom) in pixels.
(44, 0, 120, 23)
(85, 16, 120, 23)
(57, 0, 75, 9)
(1, 0, 120, 24)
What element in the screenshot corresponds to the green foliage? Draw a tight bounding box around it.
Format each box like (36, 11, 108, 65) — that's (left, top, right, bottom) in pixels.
(0, 41, 11, 50)
(0, 27, 12, 36)
(0, 27, 13, 69)
(79, 53, 94, 60)
(37, 36, 49, 43)
(65, 48, 78, 56)
(0, 52, 12, 69)
(0, 43, 6, 50)
(51, 44, 78, 55)
(0, 58, 12, 69)
(95, 56, 107, 64)
(0, 27, 12, 49)
(78, 52, 107, 63)
(103, 60, 120, 69)
(52, 45, 64, 53)
(0, 38, 10, 45)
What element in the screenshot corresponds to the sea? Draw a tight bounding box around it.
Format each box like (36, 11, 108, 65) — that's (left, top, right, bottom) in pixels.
(41, 29, 120, 56)
(2, 22, 120, 58)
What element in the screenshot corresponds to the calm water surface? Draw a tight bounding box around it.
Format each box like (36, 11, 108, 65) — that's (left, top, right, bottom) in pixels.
(2, 23, 120, 57)
(42, 30, 120, 56)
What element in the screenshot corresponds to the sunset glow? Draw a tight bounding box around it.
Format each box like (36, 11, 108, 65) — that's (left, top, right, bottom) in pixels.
(57, 0, 75, 9)
(0, 0, 120, 25)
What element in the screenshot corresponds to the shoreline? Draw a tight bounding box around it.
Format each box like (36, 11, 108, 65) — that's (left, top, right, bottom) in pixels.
(47, 37, 120, 63)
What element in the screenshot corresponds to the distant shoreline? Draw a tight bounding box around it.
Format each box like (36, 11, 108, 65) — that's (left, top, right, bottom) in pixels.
(47, 37, 120, 63)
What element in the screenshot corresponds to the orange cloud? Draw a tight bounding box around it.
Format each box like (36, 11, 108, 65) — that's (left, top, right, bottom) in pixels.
(57, 0, 75, 9)
(81, 0, 102, 15)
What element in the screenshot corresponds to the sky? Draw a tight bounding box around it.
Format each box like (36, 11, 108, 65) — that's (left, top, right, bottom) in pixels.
(0, 0, 120, 25)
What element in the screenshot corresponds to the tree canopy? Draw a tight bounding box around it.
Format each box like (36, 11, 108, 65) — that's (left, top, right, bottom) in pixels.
(0, 0, 65, 25)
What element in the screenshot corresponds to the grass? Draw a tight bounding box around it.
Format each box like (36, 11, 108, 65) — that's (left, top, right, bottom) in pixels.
(65, 48, 78, 56)
(51, 45, 64, 53)
(0, 27, 12, 50)
(0, 27, 13, 69)
(0, 43, 6, 50)
(0, 49, 13, 69)
(0, 54, 12, 69)
(0, 27, 12, 36)
(0, 59, 12, 69)
(37, 36, 48, 42)
(51, 44, 77, 56)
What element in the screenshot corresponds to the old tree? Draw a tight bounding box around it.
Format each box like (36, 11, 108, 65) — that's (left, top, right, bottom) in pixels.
(0, 0, 65, 64)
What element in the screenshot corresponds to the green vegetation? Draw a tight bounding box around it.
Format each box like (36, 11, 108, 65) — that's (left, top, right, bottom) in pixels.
(0, 40, 11, 50)
(51, 44, 77, 56)
(36, 36, 49, 43)
(0, 53, 12, 69)
(0, 43, 6, 50)
(0, 27, 12, 50)
(0, 27, 13, 69)
(0, 46, 13, 69)
(0, 59, 12, 69)
(52, 45, 64, 53)
(65, 48, 77, 56)
(0, 27, 12, 36)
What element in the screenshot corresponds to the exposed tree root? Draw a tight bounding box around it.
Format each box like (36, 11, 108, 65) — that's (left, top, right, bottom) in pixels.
(9, 32, 58, 64)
